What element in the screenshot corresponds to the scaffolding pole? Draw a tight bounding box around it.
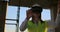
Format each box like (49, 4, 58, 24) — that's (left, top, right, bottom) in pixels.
(16, 6, 20, 32)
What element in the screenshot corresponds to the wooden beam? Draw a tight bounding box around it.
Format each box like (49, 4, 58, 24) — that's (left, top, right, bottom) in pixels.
(9, 0, 20, 6)
(9, 0, 57, 9)
(0, 1, 8, 32)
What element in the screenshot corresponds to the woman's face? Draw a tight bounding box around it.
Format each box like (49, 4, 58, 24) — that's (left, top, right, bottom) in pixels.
(32, 12, 40, 21)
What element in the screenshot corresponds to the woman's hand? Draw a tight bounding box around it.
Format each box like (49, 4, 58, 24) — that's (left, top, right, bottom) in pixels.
(26, 10, 32, 20)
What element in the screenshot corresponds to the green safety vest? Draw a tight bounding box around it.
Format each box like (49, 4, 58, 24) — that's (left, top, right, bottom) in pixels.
(27, 21, 48, 32)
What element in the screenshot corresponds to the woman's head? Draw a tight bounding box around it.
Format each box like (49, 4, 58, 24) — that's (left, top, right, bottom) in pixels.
(31, 6, 43, 21)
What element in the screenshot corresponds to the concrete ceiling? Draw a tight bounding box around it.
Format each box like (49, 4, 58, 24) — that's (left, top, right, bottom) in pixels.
(9, 0, 58, 8)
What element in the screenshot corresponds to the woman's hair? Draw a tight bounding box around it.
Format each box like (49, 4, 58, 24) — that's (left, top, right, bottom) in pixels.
(31, 6, 43, 13)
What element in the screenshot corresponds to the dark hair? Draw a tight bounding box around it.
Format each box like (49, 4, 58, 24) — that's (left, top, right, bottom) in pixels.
(31, 6, 42, 13)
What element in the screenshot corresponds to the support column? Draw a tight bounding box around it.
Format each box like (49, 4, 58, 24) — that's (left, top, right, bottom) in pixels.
(55, 0, 60, 32)
(50, 6, 57, 22)
(0, 1, 8, 32)
(49, 6, 57, 32)
(50, 8, 55, 22)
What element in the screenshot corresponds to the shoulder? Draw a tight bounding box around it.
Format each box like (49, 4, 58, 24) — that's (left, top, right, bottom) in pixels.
(27, 20, 33, 27)
(28, 20, 32, 24)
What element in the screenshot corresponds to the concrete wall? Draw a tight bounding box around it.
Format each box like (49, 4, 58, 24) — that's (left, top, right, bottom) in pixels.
(0, 1, 8, 32)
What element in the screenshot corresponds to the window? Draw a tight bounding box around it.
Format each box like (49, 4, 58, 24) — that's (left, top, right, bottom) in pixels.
(6, 6, 17, 19)
(5, 6, 51, 32)
(42, 9, 51, 21)
(5, 25, 16, 32)
(5, 6, 18, 32)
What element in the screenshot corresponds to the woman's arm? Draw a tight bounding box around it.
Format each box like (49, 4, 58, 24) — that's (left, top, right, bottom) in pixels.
(20, 18, 28, 31)
(20, 9, 32, 31)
